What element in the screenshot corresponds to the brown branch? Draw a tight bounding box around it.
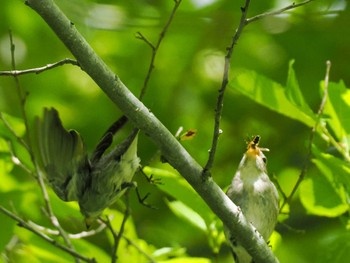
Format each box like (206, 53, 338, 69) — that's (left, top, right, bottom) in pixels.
(280, 60, 331, 212)
(0, 58, 79, 76)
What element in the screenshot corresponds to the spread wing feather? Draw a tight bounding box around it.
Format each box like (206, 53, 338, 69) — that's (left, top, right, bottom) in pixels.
(36, 108, 88, 201)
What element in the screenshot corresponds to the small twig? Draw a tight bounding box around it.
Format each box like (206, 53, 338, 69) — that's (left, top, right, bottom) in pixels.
(246, 0, 315, 25)
(135, 32, 154, 49)
(137, 0, 182, 100)
(27, 220, 107, 239)
(99, 192, 130, 263)
(0, 58, 79, 76)
(278, 221, 306, 234)
(120, 234, 157, 263)
(203, 0, 251, 177)
(0, 112, 30, 151)
(113, 192, 130, 263)
(271, 174, 287, 203)
(0, 206, 96, 263)
(5, 139, 36, 177)
(280, 61, 331, 212)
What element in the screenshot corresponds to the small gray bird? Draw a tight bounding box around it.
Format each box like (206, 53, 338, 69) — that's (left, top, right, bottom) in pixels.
(225, 136, 279, 263)
(36, 108, 140, 226)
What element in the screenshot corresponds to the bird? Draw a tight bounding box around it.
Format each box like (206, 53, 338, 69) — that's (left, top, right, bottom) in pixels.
(36, 107, 140, 226)
(224, 135, 279, 263)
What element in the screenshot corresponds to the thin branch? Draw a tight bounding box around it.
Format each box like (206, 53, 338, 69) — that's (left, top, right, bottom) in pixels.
(246, 0, 315, 25)
(0, 112, 30, 151)
(119, 233, 157, 263)
(0, 58, 79, 76)
(280, 60, 331, 212)
(137, 0, 182, 100)
(272, 174, 287, 203)
(0, 206, 96, 263)
(106, 192, 131, 263)
(5, 139, 36, 178)
(27, 220, 107, 239)
(7, 31, 79, 262)
(203, 0, 251, 176)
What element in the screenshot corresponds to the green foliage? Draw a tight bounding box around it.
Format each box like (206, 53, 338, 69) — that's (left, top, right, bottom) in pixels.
(1, 0, 350, 263)
(230, 61, 316, 128)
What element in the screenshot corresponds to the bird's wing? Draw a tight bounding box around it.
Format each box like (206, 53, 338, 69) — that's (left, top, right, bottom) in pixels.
(90, 115, 128, 164)
(36, 108, 88, 201)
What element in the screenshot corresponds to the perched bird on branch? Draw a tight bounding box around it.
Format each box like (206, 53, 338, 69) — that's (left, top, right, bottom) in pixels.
(225, 136, 279, 263)
(36, 108, 139, 227)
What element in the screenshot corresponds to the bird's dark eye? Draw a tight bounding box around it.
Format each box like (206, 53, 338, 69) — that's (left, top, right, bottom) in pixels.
(262, 157, 267, 164)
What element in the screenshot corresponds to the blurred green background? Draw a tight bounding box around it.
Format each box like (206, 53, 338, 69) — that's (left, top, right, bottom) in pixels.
(1, 0, 350, 262)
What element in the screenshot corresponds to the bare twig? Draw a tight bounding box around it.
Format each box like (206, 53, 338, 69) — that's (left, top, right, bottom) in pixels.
(27, 220, 107, 239)
(136, 0, 182, 100)
(272, 174, 287, 203)
(203, 0, 252, 177)
(0, 206, 96, 263)
(104, 192, 131, 263)
(280, 61, 331, 212)
(246, 0, 315, 25)
(5, 139, 35, 177)
(0, 58, 79, 76)
(0, 112, 30, 151)
(7, 31, 80, 262)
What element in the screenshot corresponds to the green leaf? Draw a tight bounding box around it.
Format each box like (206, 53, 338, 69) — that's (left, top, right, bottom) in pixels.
(166, 199, 207, 232)
(299, 146, 350, 217)
(0, 210, 16, 254)
(143, 166, 214, 225)
(285, 60, 314, 116)
(153, 247, 187, 260)
(159, 257, 211, 263)
(317, 229, 350, 263)
(312, 145, 350, 194)
(299, 175, 348, 217)
(230, 68, 315, 127)
(322, 80, 350, 139)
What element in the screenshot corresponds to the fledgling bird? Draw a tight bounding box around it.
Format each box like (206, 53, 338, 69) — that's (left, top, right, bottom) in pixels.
(224, 136, 279, 263)
(36, 108, 140, 226)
